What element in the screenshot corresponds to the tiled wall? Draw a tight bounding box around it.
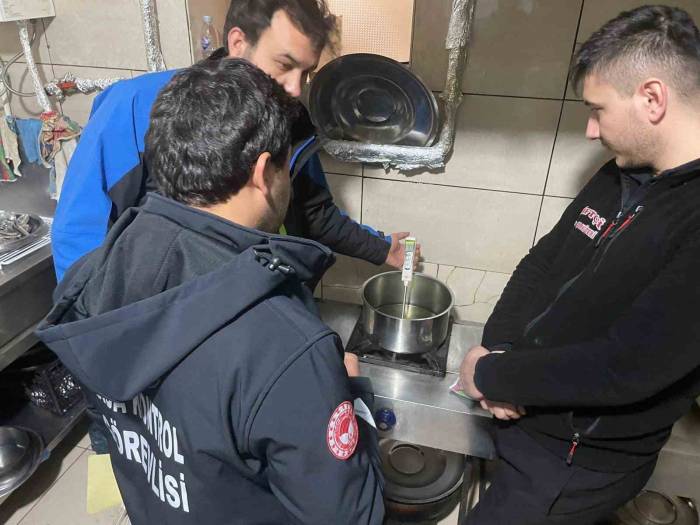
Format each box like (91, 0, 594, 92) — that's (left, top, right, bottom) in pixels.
(0, 0, 229, 124)
(318, 0, 700, 323)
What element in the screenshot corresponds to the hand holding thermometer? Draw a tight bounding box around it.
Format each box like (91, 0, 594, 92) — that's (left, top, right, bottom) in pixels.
(401, 237, 417, 319)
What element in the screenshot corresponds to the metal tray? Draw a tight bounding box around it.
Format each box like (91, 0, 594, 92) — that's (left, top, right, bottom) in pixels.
(0, 213, 48, 256)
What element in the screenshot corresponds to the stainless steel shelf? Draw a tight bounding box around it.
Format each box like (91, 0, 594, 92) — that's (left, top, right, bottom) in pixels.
(0, 323, 40, 374)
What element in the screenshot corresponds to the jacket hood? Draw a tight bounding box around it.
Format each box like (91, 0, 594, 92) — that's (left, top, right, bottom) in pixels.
(36, 194, 334, 401)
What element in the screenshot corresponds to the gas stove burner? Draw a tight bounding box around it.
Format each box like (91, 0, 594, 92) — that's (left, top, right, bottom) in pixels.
(346, 320, 451, 377)
(0, 212, 48, 255)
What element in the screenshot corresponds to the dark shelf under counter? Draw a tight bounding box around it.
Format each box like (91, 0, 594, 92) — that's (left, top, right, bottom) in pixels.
(1, 398, 86, 456)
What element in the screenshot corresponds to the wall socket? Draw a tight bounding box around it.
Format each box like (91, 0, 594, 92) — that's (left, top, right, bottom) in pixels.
(0, 0, 55, 22)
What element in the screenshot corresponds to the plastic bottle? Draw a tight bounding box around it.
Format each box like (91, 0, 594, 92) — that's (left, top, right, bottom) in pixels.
(199, 15, 220, 60)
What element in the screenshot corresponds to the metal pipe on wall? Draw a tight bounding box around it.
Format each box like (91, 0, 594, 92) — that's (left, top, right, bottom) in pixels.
(16, 20, 53, 113)
(139, 0, 167, 72)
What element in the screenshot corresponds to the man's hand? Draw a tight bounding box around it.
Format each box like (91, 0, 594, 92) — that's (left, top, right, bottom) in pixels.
(460, 345, 526, 420)
(344, 352, 360, 377)
(459, 345, 490, 400)
(479, 399, 526, 420)
(384, 232, 421, 270)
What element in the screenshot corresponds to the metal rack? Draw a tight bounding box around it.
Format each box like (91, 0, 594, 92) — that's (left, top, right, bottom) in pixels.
(0, 245, 86, 504)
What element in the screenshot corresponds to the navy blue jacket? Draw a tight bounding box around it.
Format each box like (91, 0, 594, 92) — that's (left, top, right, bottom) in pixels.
(51, 68, 390, 281)
(36, 194, 385, 524)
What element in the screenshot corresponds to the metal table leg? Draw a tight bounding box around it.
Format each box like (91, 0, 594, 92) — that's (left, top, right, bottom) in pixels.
(457, 456, 489, 525)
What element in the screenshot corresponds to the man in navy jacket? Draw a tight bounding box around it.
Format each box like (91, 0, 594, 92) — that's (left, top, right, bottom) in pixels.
(37, 58, 384, 525)
(460, 6, 700, 524)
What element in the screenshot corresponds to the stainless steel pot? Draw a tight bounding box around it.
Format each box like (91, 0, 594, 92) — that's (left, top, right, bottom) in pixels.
(612, 491, 698, 525)
(361, 272, 453, 354)
(381, 439, 465, 523)
(0, 426, 43, 505)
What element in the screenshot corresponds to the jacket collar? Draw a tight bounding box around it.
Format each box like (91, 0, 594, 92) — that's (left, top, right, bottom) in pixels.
(141, 193, 334, 282)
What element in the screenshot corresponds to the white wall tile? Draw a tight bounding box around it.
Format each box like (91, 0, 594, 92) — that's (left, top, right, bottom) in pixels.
(44, 0, 145, 69)
(411, 0, 582, 99)
(365, 95, 561, 194)
(0, 19, 51, 63)
(325, 172, 362, 220)
(420, 262, 438, 278)
(362, 178, 541, 273)
(546, 101, 612, 198)
(324, 254, 388, 288)
(52, 65, 129, 126)
(464, 0, 582, 99)
(437, 265, 510, 323)
(578, 1, 700, 43)
(4, 62, 54, 117)
(409, 0, 450, 92)
(43, 0, 190, 70)
(186, 0, 228, 63)
(320, 151, 362, 176)
(438, 265, 485, 304)
(323, 284, 363, 305)
(535, 196, 573, 243)
(156, 0, 193, 69)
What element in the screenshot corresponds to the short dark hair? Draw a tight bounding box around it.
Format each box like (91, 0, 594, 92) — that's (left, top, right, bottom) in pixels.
(223, 0, 336, 53)
(145, 58, 300, 206)
(570, 5, 700, 97)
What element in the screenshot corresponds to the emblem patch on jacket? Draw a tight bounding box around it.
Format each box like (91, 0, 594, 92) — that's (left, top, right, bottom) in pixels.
(327, 401, 358, 460)
(574, 206, 607, 240)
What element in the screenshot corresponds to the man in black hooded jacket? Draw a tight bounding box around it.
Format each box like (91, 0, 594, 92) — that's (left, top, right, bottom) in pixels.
(36, 58, 384, 524)
(459, 5, 700, 525)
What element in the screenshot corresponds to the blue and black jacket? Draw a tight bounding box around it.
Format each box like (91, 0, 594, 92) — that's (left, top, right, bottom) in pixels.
(51, 69, 391, 281)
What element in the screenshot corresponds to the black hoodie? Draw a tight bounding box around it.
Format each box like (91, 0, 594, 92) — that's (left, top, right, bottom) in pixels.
(476, 158, 700, 472)
(36, 194, 385, 524)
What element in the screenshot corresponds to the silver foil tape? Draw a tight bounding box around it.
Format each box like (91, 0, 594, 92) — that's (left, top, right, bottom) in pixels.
(446, 0, 470, 50)
(140, 0, 166, 71)
(322, 0, 476, 172)
(17, 20, 52, 113)
(45, 73, 126, 101)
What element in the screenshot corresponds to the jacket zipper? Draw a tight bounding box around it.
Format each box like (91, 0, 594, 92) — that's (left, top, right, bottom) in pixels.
(522, 271, 584, 338)
(591, 206, 645, 273)
(566, 413, 601, 465)
(566, 433, 580, 465)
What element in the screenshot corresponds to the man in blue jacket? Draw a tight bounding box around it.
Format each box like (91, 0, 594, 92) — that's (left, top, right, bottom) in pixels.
(37, 58, 384, 525)
(51, 0, 411, 283)
(460, 6, 700, 524)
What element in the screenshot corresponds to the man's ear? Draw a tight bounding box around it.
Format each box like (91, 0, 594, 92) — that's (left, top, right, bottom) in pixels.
(637, 78, 667, 125)
(250, 152, 272, 196)
(227, 26, 250, 58)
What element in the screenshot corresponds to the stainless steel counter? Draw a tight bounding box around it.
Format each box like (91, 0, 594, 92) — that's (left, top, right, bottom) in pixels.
(318, 300, 495, 460)
(0, 245, 55, 372)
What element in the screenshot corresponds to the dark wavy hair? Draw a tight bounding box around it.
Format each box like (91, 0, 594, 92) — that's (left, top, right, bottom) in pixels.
(145, 58, 300, 206)
(223, 0, 336, 53)
(570, 5, 700, 97)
